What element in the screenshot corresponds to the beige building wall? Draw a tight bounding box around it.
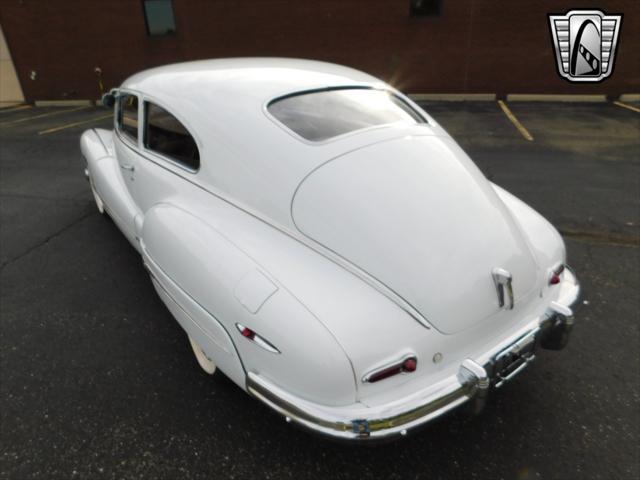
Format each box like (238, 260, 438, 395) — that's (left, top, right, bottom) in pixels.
(0, 23, 25, 106)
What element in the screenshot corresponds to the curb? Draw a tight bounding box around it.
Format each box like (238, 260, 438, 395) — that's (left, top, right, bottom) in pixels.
(505, 94, 607, 102)
(619, 93, 640, 102)
(0, 102, 23, 109)
(409, 93, 496, 101)
(34, 99, 94, 107)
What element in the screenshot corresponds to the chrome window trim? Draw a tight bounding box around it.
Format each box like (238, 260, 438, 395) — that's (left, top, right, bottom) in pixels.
(141, 98, 202, 174)
(262, 86, 431, 146)
(142, 144, 199, 174)
(115, 91, 141, 147)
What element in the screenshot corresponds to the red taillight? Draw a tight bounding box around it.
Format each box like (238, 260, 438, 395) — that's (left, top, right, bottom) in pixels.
(235, 323, 280, 354)
(549, 264, 565, 285)
(368, 365, 403, 383)
(365, 356, 418, 383)
(402, 357, 417, 372)
(241, 327, 256, 339)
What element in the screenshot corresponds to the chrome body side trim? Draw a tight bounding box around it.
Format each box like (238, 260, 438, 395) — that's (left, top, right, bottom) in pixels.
(246, 267, 583, 440)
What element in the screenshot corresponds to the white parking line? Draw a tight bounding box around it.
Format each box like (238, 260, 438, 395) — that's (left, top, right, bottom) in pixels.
(613, 101, 640, 114)
(0, 105, 31, 114)
(0, 106, 90, 127)
(38, 114, 113, 135)
(497, 100, 534, 141)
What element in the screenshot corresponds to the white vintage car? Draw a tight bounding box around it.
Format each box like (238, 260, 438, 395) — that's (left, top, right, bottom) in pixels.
(80, 58, 581, 440)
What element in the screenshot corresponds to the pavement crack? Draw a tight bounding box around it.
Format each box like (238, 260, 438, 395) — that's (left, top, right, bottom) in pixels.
(0, 210, 94, 271)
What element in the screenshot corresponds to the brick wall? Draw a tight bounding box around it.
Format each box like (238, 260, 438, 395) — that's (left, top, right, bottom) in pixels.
(0, 0, 637, 101)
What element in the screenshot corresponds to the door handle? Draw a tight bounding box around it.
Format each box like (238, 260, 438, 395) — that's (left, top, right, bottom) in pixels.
(120, 164, 135, 172)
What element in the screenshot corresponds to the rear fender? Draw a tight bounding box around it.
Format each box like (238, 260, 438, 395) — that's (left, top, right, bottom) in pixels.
(140, 203, 356, 405)
(492, 184, 566, 270)
(146, 256, 246, 387)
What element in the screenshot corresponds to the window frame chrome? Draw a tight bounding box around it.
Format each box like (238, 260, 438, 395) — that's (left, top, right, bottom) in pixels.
(141, 97, 202, 173)
(262, 85, 432, 146)
(111, 89, 202, 176)
(115, 90, 142, 149)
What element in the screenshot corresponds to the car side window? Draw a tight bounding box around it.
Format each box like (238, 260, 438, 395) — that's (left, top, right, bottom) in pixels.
(117, 94, 139, 142)
(144, 102, 200, 170)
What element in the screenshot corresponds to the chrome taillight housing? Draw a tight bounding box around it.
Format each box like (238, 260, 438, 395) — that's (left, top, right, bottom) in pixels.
(236, 323, 280, 354)
(549, 264, 565, 285)
(362, 355, 418, 383)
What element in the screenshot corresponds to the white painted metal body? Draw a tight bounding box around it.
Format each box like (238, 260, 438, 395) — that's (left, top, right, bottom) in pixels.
(80, 58, 577, 439)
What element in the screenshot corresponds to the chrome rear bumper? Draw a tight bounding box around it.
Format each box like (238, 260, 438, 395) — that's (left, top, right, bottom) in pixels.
(246, 267, 582, 441)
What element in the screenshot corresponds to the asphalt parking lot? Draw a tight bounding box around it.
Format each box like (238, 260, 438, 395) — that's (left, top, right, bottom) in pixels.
(1, 100, 638, 479)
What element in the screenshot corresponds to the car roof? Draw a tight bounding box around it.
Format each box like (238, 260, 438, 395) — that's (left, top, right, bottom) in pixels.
(118, 58, 439, 229)
(121, 58, 383, 102)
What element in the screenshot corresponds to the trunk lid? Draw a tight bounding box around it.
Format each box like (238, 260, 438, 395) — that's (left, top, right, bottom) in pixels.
(291, 135, 540, 334)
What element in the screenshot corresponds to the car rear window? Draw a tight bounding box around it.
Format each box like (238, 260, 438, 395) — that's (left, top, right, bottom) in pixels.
(267, 88, 425, 142)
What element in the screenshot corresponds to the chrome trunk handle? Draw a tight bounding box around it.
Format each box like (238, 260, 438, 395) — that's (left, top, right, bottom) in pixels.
(492, 267, 514, 310)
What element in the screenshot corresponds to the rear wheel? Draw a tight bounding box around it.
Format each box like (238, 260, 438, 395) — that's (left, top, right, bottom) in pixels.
(188, 335, 217, 375)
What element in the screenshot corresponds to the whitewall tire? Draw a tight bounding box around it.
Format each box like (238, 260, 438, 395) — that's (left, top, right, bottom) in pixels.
(188, 335, 217, 375)
(89, 180, 105, 214)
